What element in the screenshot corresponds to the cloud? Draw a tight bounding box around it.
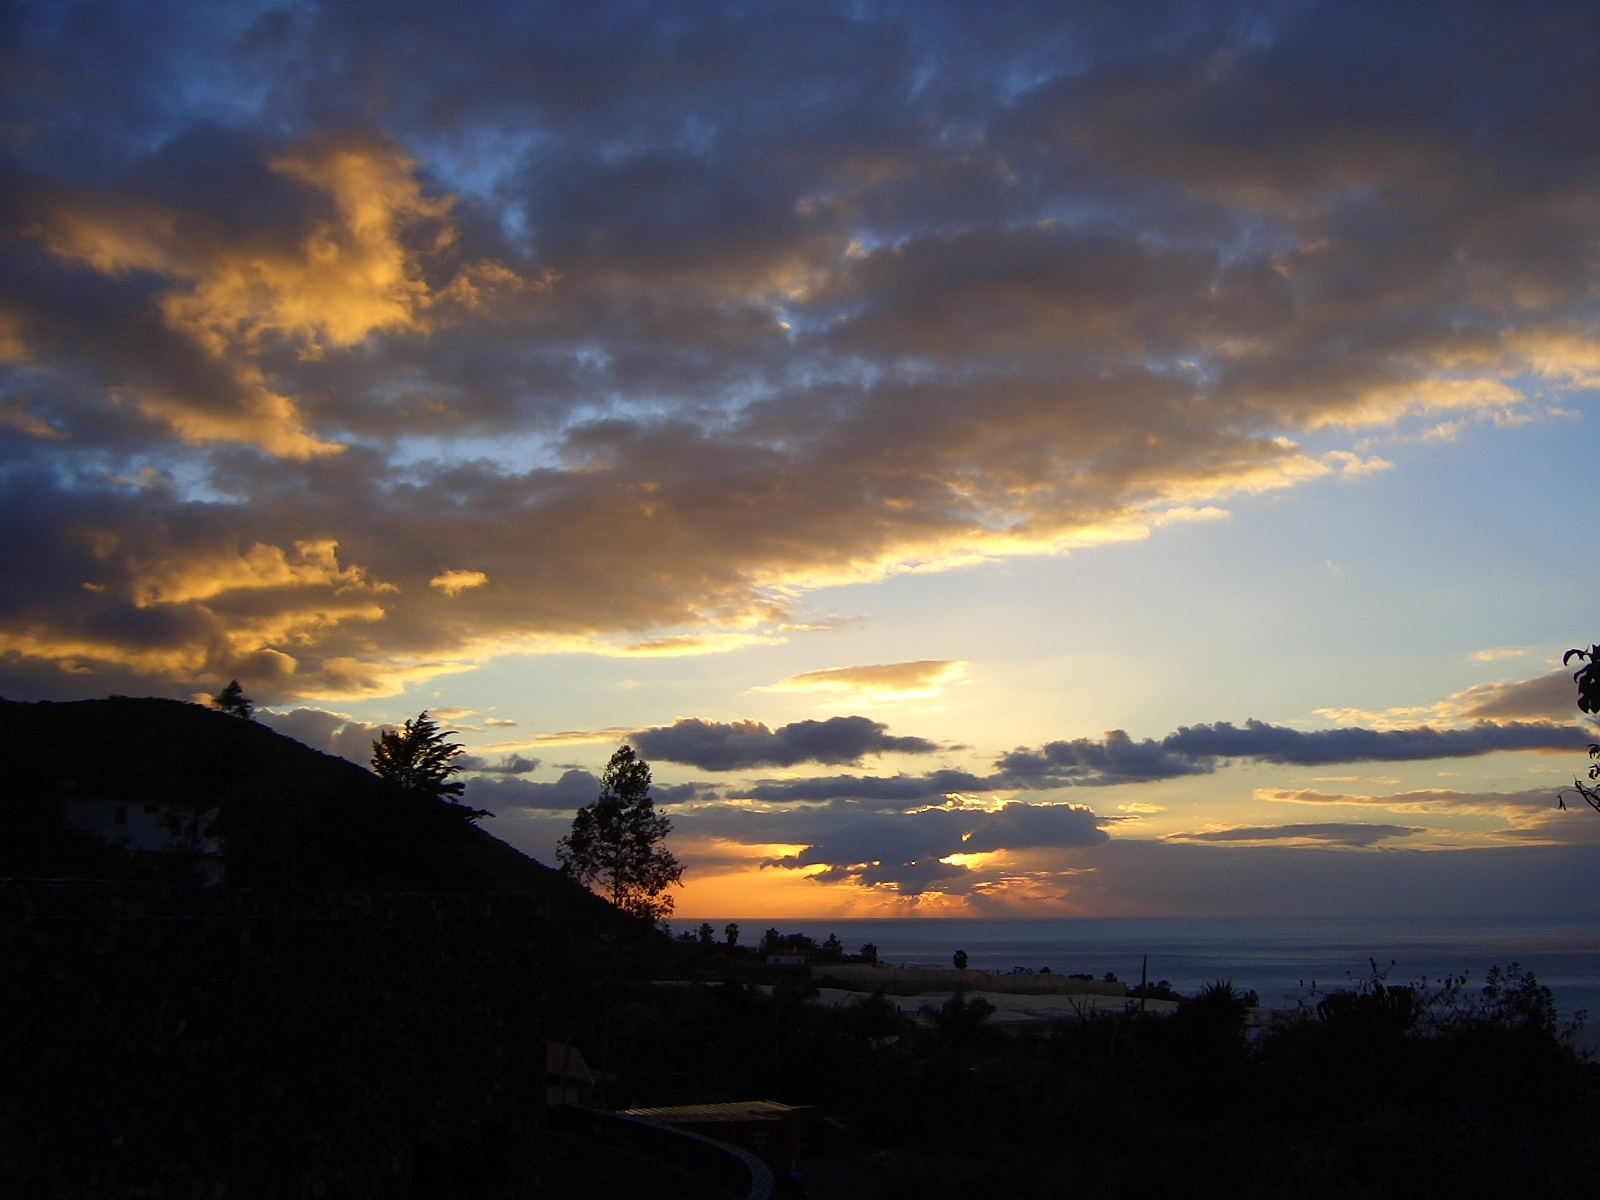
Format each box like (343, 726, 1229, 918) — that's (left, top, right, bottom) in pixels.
(468, 765, 714, 812)
(1166, 823, 1424, 848)
(1471, 647, 1533, 663)
(258, 706, 385, 765)
(1450, 672, 1581, 722)
(468, 768, 600, 812)
(743, 769, 993, 805)
(1, 4, 1599, 700)
(1317, 669, 1583, 727)
(686, 798, 1109, 895)
(763, 661, 966, 702)
(727, 716, 1593, 804)
(1255, 786, 1556, 818)
(631, 715, 938, 770)
(995, 729, 1209, 785)
(459, 752, 540, 776)
(1159, 718, 1589, 765)
(430, 570, 488, 596)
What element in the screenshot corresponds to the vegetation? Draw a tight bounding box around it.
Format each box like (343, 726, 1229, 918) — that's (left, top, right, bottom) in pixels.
(557, 745, 683, 922)
(210, 679, 254, 720)
(543, 952, 1599, 1200)
(0, 696, 598, 902)
(370, 710, 489, 821)
(1562, 643, 1600, 813)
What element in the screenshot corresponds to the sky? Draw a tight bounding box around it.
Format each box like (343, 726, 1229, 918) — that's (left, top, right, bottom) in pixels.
(4, 0, 1600, 919)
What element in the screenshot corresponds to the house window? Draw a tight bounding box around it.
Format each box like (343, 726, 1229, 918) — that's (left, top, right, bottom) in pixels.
(113, 806, 127, 825)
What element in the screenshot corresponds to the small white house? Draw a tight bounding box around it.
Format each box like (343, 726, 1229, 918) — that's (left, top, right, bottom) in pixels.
(58, 790, 224, 884)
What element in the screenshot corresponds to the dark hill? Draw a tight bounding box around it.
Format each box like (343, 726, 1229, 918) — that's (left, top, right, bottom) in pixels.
(0, 695, 606, 912)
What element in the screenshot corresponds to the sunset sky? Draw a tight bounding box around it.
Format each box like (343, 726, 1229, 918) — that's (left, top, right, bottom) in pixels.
(5, 1, 1600, 918)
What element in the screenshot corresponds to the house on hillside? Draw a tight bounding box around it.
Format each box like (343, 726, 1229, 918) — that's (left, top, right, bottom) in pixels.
(56, 780, 224, 884)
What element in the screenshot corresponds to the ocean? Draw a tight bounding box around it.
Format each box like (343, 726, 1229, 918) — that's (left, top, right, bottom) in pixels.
(709, 915, 1600, 1034)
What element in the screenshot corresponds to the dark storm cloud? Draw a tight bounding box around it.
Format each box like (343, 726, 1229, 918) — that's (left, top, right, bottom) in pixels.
(994, 730, 1207, 784)
(1157, 719, 1589, 765)
(458, 752, 540, 776)
(2, 2, 1599, 698)
(730, 717, 1593, 803)
(633, 715, 938, 770)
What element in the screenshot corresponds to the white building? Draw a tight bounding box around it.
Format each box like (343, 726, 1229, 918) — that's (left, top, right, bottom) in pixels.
(58, 790, 224, 884)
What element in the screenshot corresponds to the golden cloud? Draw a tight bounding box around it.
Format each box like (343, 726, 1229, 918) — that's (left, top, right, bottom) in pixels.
(1314, 668, 1580, 728)
(764, 660, 967, 702)
(131, 540, 393, 608)
(430, 569, 488, 596)
(1254, 785, 1555, 818)
(6, 18, 1600, 708)
(31, 139, 544, 459)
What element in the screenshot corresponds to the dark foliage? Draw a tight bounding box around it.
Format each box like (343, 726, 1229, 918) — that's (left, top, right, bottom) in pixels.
(1, 882, 545, 1199)
(370, 710, 490, 821)
(557, 745, 683, 922)
(1565, 644, 1600, 715)
(919, 989, 996, 1046)
(577, 950, 1599, 1200)
(1560, 644, 1600, 812)
(210, 679, 254, 720)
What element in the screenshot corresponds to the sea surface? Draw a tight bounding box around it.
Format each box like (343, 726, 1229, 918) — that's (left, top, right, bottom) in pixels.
(710, 915, 1600, 1034)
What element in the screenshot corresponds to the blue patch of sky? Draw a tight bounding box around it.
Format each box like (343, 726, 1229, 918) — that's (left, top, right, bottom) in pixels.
(37, 446, 240, 506)
(410, 126, 550, 206)
(387, 431, 565, 477)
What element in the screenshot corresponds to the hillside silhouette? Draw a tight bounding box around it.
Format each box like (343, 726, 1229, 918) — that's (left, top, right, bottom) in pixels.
(2, 695, 600, 908)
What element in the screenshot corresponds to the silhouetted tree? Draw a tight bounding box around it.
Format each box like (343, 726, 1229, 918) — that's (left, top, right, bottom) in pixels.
(920, 988, 994, 1044)
(371, 712, 488, 820)
(556, 745, 683, 922)
(1567, 644, 1600, 714)
(725, 922, 739, 947)
(211, 680, 254, 720)
(953, 949, 968, 970)
(698, 922, 714, 946)
(1559, 644, 1600, 812)
(859, 942, 878, 964)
